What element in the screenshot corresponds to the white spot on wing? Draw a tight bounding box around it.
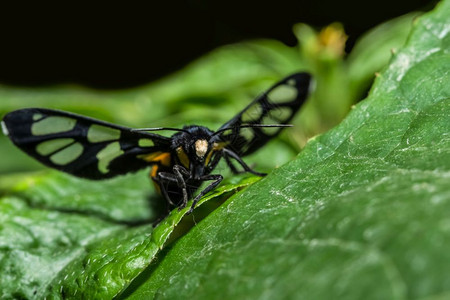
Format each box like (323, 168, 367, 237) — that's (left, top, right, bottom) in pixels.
(1, 121, 9, 136)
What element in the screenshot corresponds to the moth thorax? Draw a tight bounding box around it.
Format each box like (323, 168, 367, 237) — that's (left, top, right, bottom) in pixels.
(195, 139, 208, 157)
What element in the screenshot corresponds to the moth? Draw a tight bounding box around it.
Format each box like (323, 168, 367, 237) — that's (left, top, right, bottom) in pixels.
(2, 72, 312, 220)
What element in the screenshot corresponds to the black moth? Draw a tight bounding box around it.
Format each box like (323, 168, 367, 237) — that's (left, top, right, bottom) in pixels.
(2, 72, 312, 222)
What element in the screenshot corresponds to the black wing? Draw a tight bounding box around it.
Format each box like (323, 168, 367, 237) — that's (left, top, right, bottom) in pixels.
(217, 72, 312, 156)
(1, 108, 172, 179)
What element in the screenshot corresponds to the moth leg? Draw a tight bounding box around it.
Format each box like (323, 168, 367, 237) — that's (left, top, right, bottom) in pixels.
(173, 165, 191, 210)
(223, 148, 266, 176)
(205, 151, 222, 173)
(187, 174, 223, 215)
(150, 174, 172, 227)
(157, 172, 179, 206)
(173, 164, 190, 177)
(224, 155, 244, 174)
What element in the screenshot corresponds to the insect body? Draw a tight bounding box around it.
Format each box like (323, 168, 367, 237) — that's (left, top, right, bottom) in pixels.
(2, 72, 312, 218)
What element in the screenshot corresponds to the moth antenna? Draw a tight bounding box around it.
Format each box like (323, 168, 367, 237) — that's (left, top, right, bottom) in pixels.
(211, 124, 293, 137)
(132, 127, 191, 134)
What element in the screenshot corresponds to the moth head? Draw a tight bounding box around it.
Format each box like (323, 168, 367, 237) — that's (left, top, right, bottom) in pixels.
(172, 126, 215, 171)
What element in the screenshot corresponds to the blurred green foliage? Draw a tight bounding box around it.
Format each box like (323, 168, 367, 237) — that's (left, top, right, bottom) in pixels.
(0, 12, 418, 177)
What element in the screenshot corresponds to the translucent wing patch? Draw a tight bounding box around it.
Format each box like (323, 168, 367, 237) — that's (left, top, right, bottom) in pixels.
(2, 108, 171, 179)
(217, 72, 312, 156)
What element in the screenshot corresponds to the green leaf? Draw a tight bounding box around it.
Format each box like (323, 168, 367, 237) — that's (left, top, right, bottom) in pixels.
(0, 170, 260, 299)
(124, 1, 450, 299)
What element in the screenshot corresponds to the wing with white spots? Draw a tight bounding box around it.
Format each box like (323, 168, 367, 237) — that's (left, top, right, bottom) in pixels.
(2, 108, 171, 179)
(217, 72, 312, 156)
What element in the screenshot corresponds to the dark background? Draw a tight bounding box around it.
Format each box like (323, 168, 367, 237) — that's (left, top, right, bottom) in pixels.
(0, 0, 435, 89)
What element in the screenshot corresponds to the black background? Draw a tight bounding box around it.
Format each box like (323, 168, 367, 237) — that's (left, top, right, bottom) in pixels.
(0, 0, 435, 89)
